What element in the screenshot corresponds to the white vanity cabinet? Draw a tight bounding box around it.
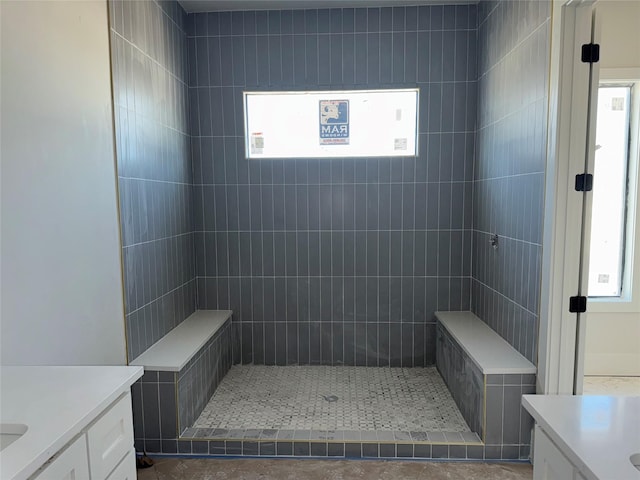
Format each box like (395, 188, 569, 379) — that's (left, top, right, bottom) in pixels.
(533, 425, 588, 480)
(30, 393, 136, 480)
(30, 435, 90, 480)
(86, 394, 136, 480)
(105, 451, 137, 480)
(523, 395, 640, 480)
(0, 366, 143, 480)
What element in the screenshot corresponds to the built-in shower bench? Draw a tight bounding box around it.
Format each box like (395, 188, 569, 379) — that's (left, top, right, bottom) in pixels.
(435, 311, 536, 460)
(130, 310, 232, 372)
(129, 310, 234, 452)
(435, 311, 537, 376)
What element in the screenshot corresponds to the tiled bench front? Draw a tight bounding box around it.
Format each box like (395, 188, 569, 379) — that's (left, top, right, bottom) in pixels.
(435, 311, 537, 460)
(129, 310, 233, 453)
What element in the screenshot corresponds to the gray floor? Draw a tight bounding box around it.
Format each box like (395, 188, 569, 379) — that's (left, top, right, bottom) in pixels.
(138, 457, 533, 480)
(193, 365, 471, 433)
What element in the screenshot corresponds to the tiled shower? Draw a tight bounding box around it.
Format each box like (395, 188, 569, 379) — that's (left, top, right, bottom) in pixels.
(190, 4, 476, 368)
(110, 0, 550, 461)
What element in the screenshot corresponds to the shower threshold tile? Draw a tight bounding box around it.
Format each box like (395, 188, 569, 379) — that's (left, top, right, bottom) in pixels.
(189, 428, 482, 446)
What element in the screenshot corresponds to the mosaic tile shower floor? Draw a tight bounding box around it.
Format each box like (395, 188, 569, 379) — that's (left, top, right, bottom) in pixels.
(193, 365, 471, 433)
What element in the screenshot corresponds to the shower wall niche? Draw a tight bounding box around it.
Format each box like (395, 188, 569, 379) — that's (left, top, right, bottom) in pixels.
(189, 5, 478, 367)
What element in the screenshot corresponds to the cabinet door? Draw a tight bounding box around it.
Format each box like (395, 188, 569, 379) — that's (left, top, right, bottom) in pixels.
(87, 393, 134, 480)
(533, 425, 577, 480)
(105, 449, 136, 480)
(31, 435, 89, 480)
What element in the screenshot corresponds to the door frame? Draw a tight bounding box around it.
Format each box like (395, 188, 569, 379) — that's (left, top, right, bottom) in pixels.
(538, 0, 599, 395)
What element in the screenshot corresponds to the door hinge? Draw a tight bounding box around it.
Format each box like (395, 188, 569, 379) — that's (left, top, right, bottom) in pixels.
(569, 296, 587, 313)
(575, 173, 593, 192)
(581, 43, 600, 63)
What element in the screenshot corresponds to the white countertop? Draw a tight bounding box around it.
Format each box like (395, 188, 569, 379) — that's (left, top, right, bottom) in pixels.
(0, 366, 143, 480)
(435, 311, 536, 375)
(523, 395, 640, 480)
(129, 310, 232, 371)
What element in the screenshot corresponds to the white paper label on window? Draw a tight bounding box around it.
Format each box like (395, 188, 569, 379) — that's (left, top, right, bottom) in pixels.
(611, 97, 624, 111)
(251, 133, 264, 154)
(394, 138, 407, 151)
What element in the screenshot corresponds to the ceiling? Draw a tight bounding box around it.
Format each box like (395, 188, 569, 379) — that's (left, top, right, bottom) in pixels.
(178, 0, 476, 13)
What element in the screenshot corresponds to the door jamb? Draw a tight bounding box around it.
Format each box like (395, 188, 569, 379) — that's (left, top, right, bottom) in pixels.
(538, 0, 597, 395)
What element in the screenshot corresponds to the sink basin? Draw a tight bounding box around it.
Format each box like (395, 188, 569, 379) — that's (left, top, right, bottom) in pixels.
(631, 453, 640, 472)
(0, 423, 28, 451)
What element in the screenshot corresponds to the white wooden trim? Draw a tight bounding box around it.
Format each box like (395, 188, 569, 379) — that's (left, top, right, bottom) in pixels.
(539, 1, 579, 395)
(538, 1, 597, 395)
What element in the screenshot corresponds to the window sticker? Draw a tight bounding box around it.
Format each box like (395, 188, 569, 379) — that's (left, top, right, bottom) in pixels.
(251, 133, 264, 154)
(319, 100, 349, 145)
(394, 138, 407, 151)
(611, 97, 624, 111)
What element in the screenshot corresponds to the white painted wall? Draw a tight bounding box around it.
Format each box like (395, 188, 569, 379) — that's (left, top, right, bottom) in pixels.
(597, 0, 640, 70)
(584, 1, 640, 376)
(0, 1, 127, 365)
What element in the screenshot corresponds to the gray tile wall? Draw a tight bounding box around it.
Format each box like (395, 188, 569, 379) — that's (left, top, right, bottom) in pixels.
(187, 5, 478, 367)
(485, 373, 535, 459)
(132, 370, 179, 453)
(471, 0, 551, 364)
(109, 0, 197, 361)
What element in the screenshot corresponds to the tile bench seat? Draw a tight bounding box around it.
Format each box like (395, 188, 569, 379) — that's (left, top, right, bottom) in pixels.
(129, 310, 234, 452)
(130, 310, 232, 372)
(435, 311, 536, 460)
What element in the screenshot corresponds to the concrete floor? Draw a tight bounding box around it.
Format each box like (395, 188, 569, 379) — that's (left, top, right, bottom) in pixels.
(138, 457, 533, 480)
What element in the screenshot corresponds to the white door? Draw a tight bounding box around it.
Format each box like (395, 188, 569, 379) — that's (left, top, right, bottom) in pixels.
(560, 2, 640, 395)
(581, 1, 640, 392)
(572, 5, 601, 395)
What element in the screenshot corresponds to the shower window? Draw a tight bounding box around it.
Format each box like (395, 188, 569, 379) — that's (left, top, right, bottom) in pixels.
(243, 89, 419, 159)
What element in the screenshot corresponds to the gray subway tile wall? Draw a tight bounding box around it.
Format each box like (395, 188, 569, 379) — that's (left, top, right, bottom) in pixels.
(110, 0, 197, 361)
(471, 0, 551, 364)
(132, 370, 179, 450)
(188, 5, 478, 367)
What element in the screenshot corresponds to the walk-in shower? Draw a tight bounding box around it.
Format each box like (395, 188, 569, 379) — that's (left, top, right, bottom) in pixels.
(112, 0, 548, 462)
